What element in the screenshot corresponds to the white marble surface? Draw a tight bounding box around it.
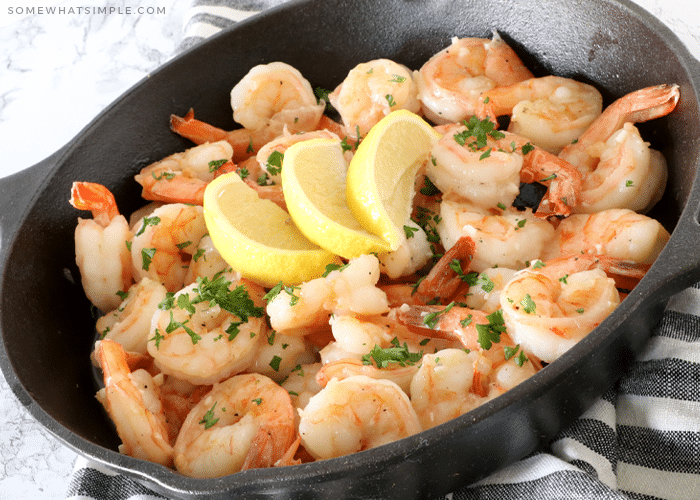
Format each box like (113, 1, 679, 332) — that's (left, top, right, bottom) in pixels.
(0, 0, 699, 498)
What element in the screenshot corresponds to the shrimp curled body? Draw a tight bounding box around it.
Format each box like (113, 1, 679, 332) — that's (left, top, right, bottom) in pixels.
(173, 373, 296, 478)
(298, 375, 422, 460)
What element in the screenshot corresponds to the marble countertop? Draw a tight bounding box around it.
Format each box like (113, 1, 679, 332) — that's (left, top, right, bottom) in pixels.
(0, 0, 699, 498)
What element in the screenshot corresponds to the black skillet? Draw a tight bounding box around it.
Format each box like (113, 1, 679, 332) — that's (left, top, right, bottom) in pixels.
(1, 0, 700, 498)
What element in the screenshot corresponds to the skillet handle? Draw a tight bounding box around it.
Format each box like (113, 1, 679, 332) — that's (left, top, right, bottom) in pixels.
(641, 187, 700, 303)
(0, 147, 66, 266)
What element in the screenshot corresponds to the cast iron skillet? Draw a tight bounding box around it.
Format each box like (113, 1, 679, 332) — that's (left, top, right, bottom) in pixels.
(1, 0, 700, 498)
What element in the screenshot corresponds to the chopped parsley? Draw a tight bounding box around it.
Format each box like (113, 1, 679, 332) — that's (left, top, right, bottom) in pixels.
(141, 247, 156, 271)
(152, 171, 175, 181)
(165, 310, 201, 344)
(314, 87, 335, 112)
(269, 355, 283, 372)
(475, 309, 507, 350)
(520, 294, 536, 314)
(192, 248, 206, 262)
(208, 159, 228, 173)
(361, 337, 422, 368)
(265, 151, 284, 176)
(264, 281, 301, 306)
(459, 270, 495, 293)
(453, 116, 505, 149)
(423, 302, 456, 329)
(503, 344, 529, 367)
(135, 216, 160, 237)
(404, 225, 419, 239)
(521, 142, 535, 155)
(419, 175, 441, 196)
(199, 402, 220, 429)
(322, 262, 349, 277)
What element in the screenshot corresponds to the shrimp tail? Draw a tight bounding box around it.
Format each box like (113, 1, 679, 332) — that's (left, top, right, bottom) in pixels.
(560, 84, 680, 169)
(273, 435, 303, 467)
(241, 423, 296, 470)
(416, 236, 476, 301)
(520, 149, 583, 218)
(611, 83, 680, 127)
(170, 109, 271, 163)
(170, 109, 229, 145)
(139, 174, 208, 206)
(70, 181, 120, 222)
(596, 255, 650, 291)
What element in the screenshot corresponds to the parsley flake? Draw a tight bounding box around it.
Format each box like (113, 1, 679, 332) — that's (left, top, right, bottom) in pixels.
(475, 309, 506, 350)
(520, 294, 536, 314)
(199, 402, 220, 429)
(135, 216, 160, 237)
(265, 151, 284, 176)
(361, 338, 422, 368)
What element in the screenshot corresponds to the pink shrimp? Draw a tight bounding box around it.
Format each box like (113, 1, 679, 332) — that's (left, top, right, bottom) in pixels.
(69, 182, 133, 312)
(95, 339, 174, 466)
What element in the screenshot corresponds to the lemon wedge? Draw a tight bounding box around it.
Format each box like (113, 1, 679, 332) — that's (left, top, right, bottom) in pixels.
(346, 109, 441, 250)
(281, 138, 392, 259)
(203, 172, 339, 286)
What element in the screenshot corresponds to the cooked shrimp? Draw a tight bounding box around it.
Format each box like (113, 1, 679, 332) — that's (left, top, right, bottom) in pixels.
(410, 348, 490, 429)
(147, 273, 267, 385)
(130, 203, 208, 292)
(559, 83, 680, 175)
(427, 121, 583, 216)
(173, 373, 297, 477)
(438, 193, 556, 272)
(70, 182, 133, 312)
(134, 141, 233, 206)
(329, 58, 421, 139)
(266, 254, 389, 335)
(230, 61, 325, 135)
(298, 375, 422, 460)
(544, 208, 671, 265)
(96, 277, 168, 356)
(477, 76, 603, 154)
(183, 234, 230, 286)
(393, 302, 542, 394)
(500, 255, 631, 363)
(573, 123, 667, 213)
(415, 32, 534, 125)
(410, 347, 537, 429)
(95, 339, 174, 466)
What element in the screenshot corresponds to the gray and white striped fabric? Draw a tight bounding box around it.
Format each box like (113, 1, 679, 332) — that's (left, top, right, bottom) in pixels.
(66, 2, 700, 499)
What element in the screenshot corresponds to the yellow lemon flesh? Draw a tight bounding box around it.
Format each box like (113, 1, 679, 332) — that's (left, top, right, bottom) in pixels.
(203, 171, 339, 286)
(346, 109, 441, 250)
(281, 138, 391, 259)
